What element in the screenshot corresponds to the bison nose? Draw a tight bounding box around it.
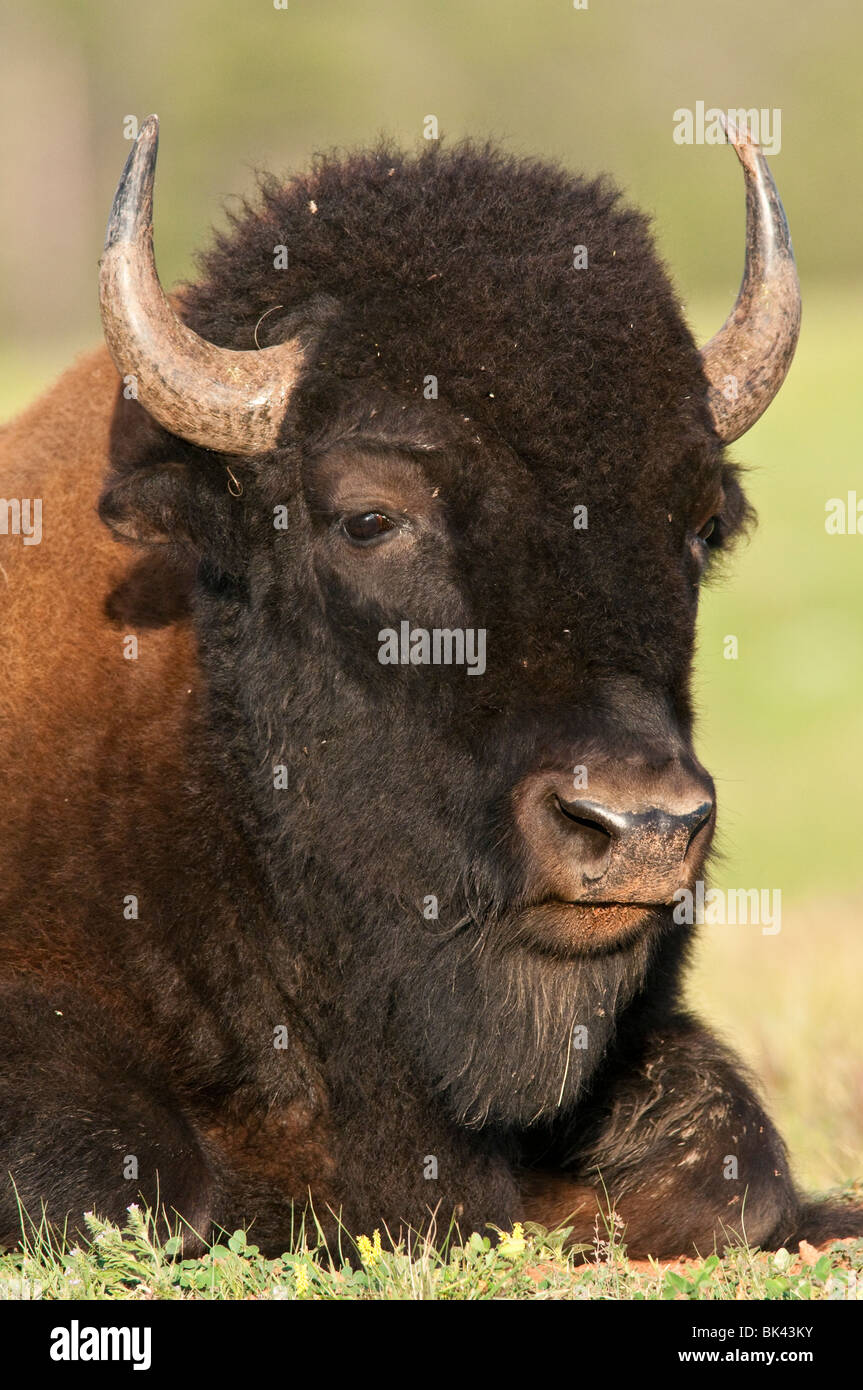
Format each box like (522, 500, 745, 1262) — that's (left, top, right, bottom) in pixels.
(516, 765, 715, 904)
(555, 794, 712, 892)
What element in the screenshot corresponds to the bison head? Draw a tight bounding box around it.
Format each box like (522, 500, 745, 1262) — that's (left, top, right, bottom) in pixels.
(98, 119, 799, 1128)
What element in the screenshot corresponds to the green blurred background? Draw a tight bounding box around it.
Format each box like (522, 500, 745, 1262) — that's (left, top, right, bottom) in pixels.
(1, 0, 860, 1189)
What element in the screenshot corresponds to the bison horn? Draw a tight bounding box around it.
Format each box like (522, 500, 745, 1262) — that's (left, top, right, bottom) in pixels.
(700, 117, 801, 443)
(99, 115, 304, 455)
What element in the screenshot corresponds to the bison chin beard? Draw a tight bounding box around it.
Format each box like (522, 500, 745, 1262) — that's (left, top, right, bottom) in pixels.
(386, 911, 657, 1130)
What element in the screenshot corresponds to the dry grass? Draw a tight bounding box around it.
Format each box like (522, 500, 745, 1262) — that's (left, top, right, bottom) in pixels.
(689, 896, 863, 1192)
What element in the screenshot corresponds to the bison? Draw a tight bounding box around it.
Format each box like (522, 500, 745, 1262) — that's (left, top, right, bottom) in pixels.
(0, 116, 858, 1259)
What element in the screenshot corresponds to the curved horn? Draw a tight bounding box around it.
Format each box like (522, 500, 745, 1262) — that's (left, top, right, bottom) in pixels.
(700, 117, 801, 443)
(99, 115, 304, 455)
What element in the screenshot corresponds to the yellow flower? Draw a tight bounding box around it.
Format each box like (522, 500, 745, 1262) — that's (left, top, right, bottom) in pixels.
(357, 1230, 382, 1267)
(295, 1264, 309, 1296)
(498, 1222, 527, 1260)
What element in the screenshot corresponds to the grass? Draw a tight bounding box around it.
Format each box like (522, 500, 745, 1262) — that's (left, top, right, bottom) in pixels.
(1, 1203, 861, 1301)
(689, 897, 863, 1194)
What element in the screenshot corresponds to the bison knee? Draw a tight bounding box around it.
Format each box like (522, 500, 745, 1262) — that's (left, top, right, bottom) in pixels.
(0, 1025, 214, 1251)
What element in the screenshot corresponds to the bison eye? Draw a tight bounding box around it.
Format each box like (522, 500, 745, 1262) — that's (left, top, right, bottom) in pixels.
(690, 514, 724, 571)
(694, 515, 724, 551)
(341, 511, 397, 545)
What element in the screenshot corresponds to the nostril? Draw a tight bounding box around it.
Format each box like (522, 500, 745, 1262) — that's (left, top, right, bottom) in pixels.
(684, 800, 714, 856)
(554, 796, 614, 841)
(552, 796, 616, 876)
(554, 796, 631, 840)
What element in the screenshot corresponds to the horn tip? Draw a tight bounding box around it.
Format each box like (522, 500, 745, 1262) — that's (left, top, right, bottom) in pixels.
(133, 115, 160, 165)
(103, 117, 159, 253)
(719, 111, 762, 169)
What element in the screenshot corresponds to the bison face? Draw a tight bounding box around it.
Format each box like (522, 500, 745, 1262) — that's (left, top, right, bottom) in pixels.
(158, 378, 741, 1127)
(98, 122, 795, 1126)
(244, 402, 733, 952)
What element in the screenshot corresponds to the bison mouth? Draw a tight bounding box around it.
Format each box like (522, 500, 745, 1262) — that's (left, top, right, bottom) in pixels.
(512, 899, 671, 955)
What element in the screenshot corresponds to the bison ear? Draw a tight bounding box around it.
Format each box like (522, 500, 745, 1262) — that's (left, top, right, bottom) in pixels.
(99, 460, 243, 561)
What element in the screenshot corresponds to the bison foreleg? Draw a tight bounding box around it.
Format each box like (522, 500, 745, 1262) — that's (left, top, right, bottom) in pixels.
(521, 1013, 862, 1258)
(0, 985, 214, 1253)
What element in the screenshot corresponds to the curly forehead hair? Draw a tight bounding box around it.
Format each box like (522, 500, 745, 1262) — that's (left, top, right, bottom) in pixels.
(179, 139, 711, 471)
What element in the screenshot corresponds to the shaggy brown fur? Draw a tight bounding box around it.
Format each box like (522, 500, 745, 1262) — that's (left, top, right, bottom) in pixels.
(0, 141, 859, 1258)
